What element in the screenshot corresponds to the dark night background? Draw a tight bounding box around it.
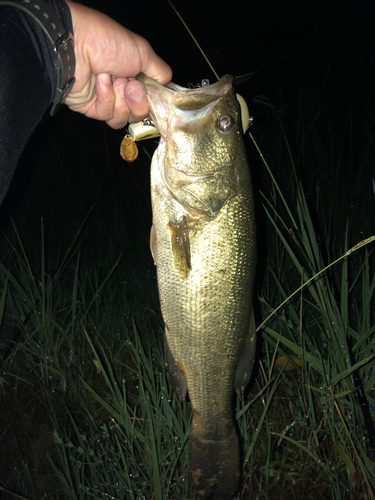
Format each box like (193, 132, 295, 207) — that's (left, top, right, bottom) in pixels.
(0, 0, 374, 260)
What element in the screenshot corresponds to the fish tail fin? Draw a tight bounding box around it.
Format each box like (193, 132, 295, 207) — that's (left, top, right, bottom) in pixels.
(190, 425, 241, 499)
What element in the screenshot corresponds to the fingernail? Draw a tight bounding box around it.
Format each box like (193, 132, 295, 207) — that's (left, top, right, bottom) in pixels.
(101, 74, 111, 86)
(127, 85, 145, 100)
(117, 83, 125, 97)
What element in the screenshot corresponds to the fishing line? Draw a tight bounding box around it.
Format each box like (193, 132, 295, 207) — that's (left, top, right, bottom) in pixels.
(166, 0, 219, 81)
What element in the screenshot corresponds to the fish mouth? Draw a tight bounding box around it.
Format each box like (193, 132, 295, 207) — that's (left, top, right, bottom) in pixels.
(136, 73, 234, 138)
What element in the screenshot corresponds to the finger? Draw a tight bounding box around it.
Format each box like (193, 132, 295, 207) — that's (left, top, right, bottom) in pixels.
(106, 79, 149, 129)
(64, 73, 97, 113)
(132, 36, 172, 85)
(105, 77, 131, 129)
(124, 80, 149, 123)
(94, 73, 116, 121)
(142, 52, 173, 85)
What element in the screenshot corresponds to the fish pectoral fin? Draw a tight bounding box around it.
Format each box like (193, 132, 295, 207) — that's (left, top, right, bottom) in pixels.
(234, 309, 257, 397)
(150, 225, 157, 265)
(164, 337, 188, 400)
(168, 217, 191, 279)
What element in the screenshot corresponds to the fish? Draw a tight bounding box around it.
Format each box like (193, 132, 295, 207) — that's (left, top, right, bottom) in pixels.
(137, 73, 257, 499)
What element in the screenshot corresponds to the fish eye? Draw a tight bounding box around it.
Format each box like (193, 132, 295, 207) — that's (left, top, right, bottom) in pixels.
(217, 114, 234, 134)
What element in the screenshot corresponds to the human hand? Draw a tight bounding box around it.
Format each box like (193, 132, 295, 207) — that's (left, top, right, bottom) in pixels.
(64, 1, 172, 129)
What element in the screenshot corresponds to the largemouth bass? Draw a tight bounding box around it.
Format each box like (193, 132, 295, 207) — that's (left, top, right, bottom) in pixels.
(138, 73, 257, 499)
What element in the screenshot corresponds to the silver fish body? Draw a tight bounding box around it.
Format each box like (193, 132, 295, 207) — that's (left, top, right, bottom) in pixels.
(139, 73, 257, 499)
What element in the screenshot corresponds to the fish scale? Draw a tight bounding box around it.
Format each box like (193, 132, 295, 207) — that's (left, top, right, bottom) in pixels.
(139, 73, 257, 499)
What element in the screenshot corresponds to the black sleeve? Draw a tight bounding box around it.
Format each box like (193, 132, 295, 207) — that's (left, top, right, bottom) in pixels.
(0, 0, 73, 204)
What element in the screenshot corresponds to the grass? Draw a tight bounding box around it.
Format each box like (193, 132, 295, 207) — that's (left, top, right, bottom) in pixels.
(251, 142, 375, 499)
(1, 8, 375, 499)
(0, 130, 374, 499)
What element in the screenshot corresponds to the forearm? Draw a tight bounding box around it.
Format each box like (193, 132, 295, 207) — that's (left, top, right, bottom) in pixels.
(0, 0, 73, 204)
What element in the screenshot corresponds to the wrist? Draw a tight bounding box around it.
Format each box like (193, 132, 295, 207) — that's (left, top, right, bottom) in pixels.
(0, 0, 76, 115)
